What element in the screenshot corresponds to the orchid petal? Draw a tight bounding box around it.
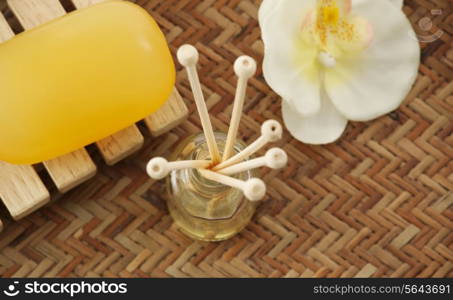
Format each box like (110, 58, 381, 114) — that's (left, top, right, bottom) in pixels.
(260, 0, 322, 117)
(388, 0, 404, 9)
(258, 0, 281, 27)
(325, 0, 419, 121)
(282, 89, 348, 144)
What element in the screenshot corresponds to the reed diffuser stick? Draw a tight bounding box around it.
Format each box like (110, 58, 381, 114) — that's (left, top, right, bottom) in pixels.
(213, 120, 283, 171)
(222, 56, 257, 162)
(199, 169, 266, 201)
(218, 148, 287, 175)
(147, 157, 210, 180)
(177, 45, 221, 164)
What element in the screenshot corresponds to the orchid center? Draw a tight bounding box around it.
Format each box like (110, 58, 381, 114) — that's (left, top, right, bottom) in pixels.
(321, 3, 340, 26)
(299, 0, 373, 69)
(318, 51, 336, 68)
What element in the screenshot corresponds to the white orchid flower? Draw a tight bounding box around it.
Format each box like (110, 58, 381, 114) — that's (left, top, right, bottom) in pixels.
(259, 0, 420, 144)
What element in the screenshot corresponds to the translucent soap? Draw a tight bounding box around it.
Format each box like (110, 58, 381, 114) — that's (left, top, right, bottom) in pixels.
(0, 0, 175, 164)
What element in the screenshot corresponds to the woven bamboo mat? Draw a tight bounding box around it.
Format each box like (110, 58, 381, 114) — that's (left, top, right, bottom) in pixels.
(0, 0, 451, 278)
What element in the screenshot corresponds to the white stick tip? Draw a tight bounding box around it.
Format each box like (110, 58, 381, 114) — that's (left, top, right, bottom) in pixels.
(177, 44, 199, 67)
(244, 178, 266, 201)
(146, 157, 169, 180)
(234, 55, 257, 79)
(318, 52, 336, 68)
(265, 148, 288, 169)
(261, 120, 283, 142)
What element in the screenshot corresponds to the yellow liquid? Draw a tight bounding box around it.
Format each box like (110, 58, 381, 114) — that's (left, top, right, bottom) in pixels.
(0, 0, 175, 164)
(167, 133, 257, 242)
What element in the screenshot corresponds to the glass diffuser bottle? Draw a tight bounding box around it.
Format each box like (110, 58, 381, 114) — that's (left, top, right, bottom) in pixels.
(166, 132, 257, 242)
(147, 45, 285, 242)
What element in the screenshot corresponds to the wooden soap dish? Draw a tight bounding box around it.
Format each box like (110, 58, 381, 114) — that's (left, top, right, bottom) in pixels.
(0, 0, 189, 230)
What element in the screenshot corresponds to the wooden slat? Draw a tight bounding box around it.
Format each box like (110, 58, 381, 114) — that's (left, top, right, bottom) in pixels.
(73, 0, 189, 137)
(70, 0, 146, 166)
(72, 0, 103, 8)
(0, 13, 14, 41)
(0, 12, 50, 220)
(44, 149, 96, 193)
(96, 126, 144, 166)
(43, 150, 97, 193)
(0, 162, 50, 220)
(145, 89, 189, 137)
(7, 0, 66, 29)
(7, 0, 98, 193)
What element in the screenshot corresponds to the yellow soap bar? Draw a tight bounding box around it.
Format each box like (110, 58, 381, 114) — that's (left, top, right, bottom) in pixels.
(0, 0, 175, 164)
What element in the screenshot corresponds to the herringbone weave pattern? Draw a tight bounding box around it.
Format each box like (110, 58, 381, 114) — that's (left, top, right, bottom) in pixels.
(0, 0, 451, 278)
